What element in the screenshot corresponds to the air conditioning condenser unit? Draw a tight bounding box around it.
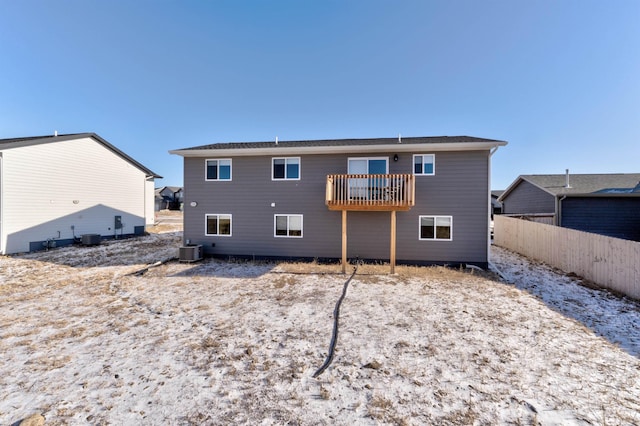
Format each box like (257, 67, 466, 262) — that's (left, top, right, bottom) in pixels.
(179, 245, 203, 262)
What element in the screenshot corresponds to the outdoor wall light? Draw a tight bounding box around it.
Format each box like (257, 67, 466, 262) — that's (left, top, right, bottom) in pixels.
(393, 154, 399, 162)
(190, 201, 198, 207)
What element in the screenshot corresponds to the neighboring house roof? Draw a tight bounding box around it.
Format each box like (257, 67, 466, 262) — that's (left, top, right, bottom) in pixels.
(170, 135, 507, 157)
(0, 132, 162, 178)
(164, 186, 182, 193)
(499, 173, 640, 201)
(491, 190, 504, 198)
(155, 186, 182, 197)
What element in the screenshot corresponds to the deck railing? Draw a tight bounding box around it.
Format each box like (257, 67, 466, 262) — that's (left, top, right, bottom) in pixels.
(325, 174, 415, 211)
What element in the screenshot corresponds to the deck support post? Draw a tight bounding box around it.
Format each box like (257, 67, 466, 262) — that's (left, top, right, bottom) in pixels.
(341, 210, 347, 274)
(390, 210, 397, 274)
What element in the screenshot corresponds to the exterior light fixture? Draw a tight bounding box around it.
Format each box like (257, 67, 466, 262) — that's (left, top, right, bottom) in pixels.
(190, 201, 198, 207)
(393, 154, 399, 162)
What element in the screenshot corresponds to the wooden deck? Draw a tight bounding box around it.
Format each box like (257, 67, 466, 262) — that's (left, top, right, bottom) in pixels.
(325, 174, 415, 211)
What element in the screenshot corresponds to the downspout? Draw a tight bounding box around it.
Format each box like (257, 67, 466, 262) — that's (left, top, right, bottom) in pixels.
(556, 195, 566, 226)
(144, 175, 148, 230)
(145, 175, 154, 229)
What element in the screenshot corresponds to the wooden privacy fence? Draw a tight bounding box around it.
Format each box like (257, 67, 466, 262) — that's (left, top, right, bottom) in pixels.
(494, 215, 640, 300)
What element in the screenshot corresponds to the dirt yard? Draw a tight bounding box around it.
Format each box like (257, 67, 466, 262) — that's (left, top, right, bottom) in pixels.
(1, 228, 639, 425)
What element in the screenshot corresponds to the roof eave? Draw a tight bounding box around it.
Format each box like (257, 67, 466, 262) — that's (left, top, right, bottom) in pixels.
(169, 141, 507, 157)
(560, 192, 640, 198)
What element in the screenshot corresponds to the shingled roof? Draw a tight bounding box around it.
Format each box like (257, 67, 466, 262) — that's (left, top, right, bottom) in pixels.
(170, 135, 508, 157)
(500, 173, 640, 200)
(0, 133, 162, 178)
(179, 135, 504, 150)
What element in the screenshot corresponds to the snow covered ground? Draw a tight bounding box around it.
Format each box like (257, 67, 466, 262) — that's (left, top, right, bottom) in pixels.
(1, 232, 639, 425)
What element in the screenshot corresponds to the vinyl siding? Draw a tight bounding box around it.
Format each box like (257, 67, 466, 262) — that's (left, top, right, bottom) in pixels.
(561, 197, 640, 241)
(502, 180, 555, 214)
(183, 149, 491, 265)
(1, 137, 149, 254)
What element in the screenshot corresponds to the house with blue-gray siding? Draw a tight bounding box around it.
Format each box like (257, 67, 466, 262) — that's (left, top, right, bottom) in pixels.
(499, 171, 640, 241)
(170, 135, 507, 270)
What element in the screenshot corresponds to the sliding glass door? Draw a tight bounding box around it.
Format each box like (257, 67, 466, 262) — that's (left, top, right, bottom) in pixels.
(347, 158, 388, 200)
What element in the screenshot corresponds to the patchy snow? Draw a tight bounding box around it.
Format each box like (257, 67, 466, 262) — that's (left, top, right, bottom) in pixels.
(1, 233, 639, 425)
(490, 245, 640, 358)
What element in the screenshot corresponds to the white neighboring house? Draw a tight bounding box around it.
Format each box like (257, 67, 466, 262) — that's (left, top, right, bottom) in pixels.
(0, 133, 161, 254)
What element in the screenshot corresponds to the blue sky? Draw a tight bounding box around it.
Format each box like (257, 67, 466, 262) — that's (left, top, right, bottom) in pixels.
(1, 0, 638, 189)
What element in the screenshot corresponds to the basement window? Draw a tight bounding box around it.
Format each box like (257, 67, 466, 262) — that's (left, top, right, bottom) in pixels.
(419, 216, 452, 241)
(274, 214, 303, 237)
(206, 214, 232, 236)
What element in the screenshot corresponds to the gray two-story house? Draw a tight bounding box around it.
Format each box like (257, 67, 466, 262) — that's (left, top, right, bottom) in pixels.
(170, 135, 507, 270)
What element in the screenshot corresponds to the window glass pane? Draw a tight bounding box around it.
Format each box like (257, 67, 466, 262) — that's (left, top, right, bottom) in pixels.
(421, 217, 434, 227)
(435, 225, 450, 239)
(420, 217, 434, 239)
(206, 161, 218, 180)
(219, 216, 231, 235)
(207, 216, 218, 235)
(273, 159, 285, 179)
(436, 216, 451, 227)
(424, 163, 433, 174)
(289, 215, 302, 236)
(286, 159, 299, 179)
(435, 217, 451, 239)
(348, 159, 368, 174)
(414, 156, 422, 174)
(424, 155, 434, 174)
(219, 166, 230, 180)
(219, 160, 231, 180)
(368, 159, 387, 174)
(275, 215, 288, 235)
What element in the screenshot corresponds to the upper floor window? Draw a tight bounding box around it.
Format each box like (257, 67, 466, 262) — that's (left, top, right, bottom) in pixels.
(419, 215, 452, 241)
(274, 214, 303, 237)
(206, 159, 232, 181)
(206, 214, 232, 236)
(413, 154, 435, 175)
(272, 157, 300, 180)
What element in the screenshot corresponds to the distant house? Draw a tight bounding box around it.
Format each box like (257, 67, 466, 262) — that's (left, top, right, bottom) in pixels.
(170, 135, 507, 269)
(155, 186, 183, 211)
(0, 133, 161, 254)
(499, 171, 640, 241)
(491, 190, 504, 216)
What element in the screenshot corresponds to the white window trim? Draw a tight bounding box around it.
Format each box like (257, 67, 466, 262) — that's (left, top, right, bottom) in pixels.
(413, 154, 435, 176)
(271, 157, 301, 181)
(347, 157, 389, 174)
(274, 214, 303, 238)
(205, 214, 233, 237)
(205, 158, 233, 181)
(418, 215, 453, 241)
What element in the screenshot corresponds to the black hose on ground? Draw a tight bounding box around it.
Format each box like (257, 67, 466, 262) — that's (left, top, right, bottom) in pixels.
(312, 264, 358, 378)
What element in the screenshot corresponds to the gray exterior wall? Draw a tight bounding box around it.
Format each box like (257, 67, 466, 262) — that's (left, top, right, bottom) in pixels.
(501, 180, 555, 215)
(182, 150, 490, 265)
(561, 197, 640, 242)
